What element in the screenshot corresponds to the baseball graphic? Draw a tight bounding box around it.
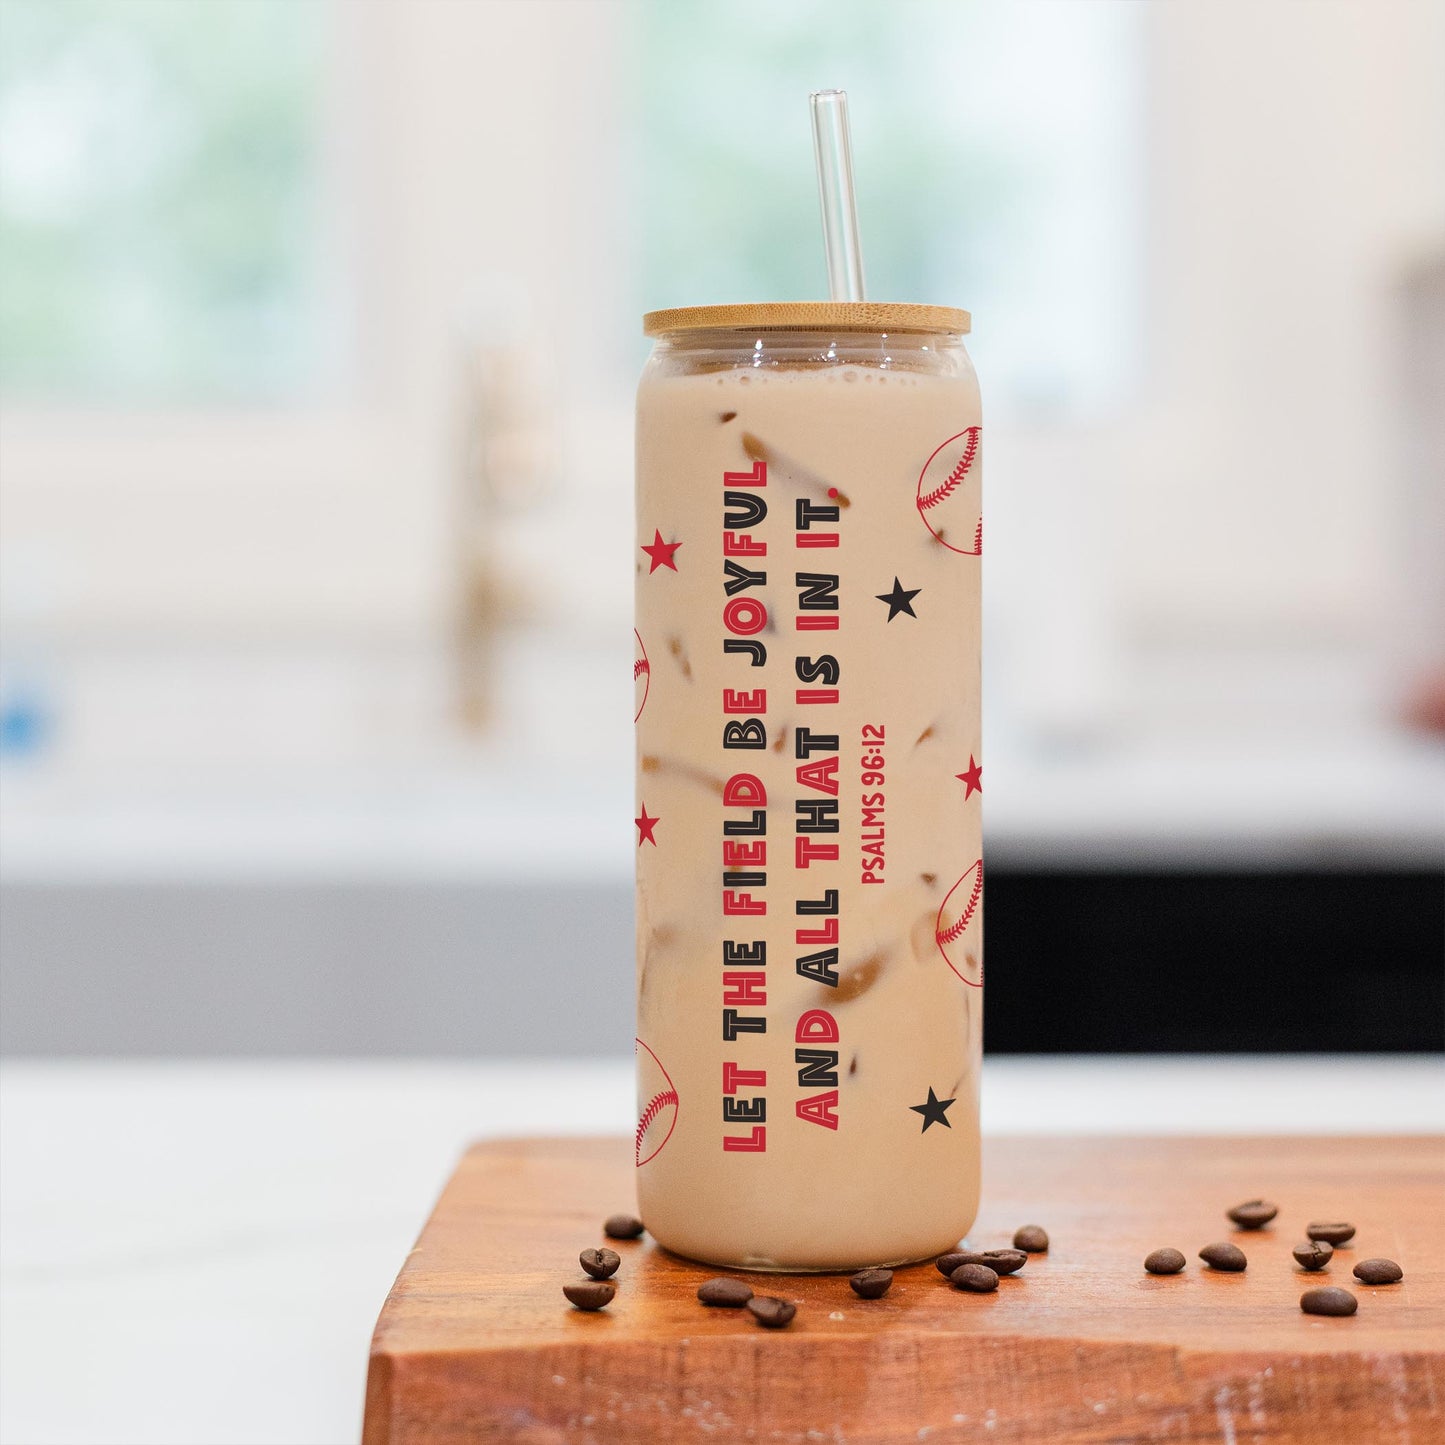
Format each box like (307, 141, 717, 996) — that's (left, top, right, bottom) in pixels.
(916, 426, 982, 555)
(635, 1037, 679, 1166)
(935, 859, 984, 987)
(633, 628, 651, 722)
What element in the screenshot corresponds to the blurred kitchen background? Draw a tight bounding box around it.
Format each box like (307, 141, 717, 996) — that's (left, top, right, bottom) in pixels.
(2, 0, 1442, 1059)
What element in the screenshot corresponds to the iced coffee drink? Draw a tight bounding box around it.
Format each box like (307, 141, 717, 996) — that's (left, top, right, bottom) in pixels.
(634, 302, 982, 1270)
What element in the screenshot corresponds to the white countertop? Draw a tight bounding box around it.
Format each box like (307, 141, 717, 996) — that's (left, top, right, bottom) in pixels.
(2, 1055, 1442, 1445)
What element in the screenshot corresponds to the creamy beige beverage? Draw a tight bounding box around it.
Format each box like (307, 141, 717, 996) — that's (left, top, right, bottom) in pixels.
(634, 303, 982, 1270)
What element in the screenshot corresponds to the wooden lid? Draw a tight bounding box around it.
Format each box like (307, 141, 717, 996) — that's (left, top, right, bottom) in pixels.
(643, 301, 970, 337)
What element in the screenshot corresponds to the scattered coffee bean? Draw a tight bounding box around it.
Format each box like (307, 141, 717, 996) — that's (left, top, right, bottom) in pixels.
(563, 1280, 616, 1311)
(697, 1277, 753, 1307)
(978, 1249, 1028, 1275)
(1199, 1242, 1248, 1272)
(948, 1249, 1026, 1276)
(1226, 1199, 1278, 1230)
(1353, 1258, 1403, 1286)
(1013, 1225, 1049, 1253)
(579, 1248, 621, 1280)
(747, 1296, 797, 1328)
(1144, 1248, 1186, 1275)
(849, 1268, 894, 1299)
(935, 1251, 971, 1277)
(1301, 1286, 1357, 1316)
(1293, 1240, 1333, 1271)
(950, 1263, 1000, 1293)
(603, 1214, 645, 1240)
(1306, 1221, 1356, 1246)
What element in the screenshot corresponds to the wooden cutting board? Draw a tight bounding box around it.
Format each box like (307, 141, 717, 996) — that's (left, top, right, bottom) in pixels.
(364, 1135, 1444, 1444)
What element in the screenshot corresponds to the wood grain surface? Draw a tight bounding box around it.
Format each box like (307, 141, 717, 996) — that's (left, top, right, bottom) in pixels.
(642, 301, 971, 335)
(364, 1135, 1444, 1444)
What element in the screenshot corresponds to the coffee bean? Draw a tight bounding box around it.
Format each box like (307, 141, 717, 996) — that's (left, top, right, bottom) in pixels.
(603, 1214, 645, 1240)
(1013, 1225, 1049, 1253)
(563, 1280, 616, 1310)
(949, 1249, 1026, 1276)
(1293, 1240, 1333, 1271)
(1199, 1242, 1247, 1272)
(1353, 1258, 1403, 1285)
(1226, 1199, 1278, 1229)
(747, 1296, 797, 1328)
(1306, 1221, 1356, 1245)
(579, 1248, 620, 1279)
(1144, 1248, 1186, 1275)
(1301, 1286, 1357, 1316)
(697, 1277, 753, 1307)
(950, 1263, 1000, 1292)
(935, 1251, 971, 1277)
(978, 1249, 1028, 1275)
(849, 1268, 894, 1299)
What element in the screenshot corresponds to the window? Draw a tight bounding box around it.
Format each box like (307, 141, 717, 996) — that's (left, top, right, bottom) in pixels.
(638, 0, 1143, 419)
(0, 0, 329, 402)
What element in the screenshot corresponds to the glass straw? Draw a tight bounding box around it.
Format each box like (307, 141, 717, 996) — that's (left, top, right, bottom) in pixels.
(810, 89, 866, 302)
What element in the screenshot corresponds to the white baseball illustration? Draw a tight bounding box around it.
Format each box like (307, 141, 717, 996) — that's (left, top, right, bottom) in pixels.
(633, 628, 651, 722)
(935, 859, 984, 987)
(635, 1037, 679, 1166)
(916, 426, 982, 555)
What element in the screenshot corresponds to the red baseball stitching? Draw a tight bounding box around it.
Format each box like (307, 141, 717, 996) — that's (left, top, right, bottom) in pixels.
(636, 1088, 679, 1165)
(635, 1037, 678, 1165)
(935, 860, 984, 987)
(937, 869, 982, 944)
(633, 630, 651, 722)
(918, 427, 980, 511)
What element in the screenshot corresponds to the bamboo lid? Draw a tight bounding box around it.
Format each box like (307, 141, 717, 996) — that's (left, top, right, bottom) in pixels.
(643, 301, 970, 337)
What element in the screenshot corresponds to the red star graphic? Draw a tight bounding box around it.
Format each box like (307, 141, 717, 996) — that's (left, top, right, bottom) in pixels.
(641, 529, 681, 573)
(635, 805, 660, 846)
(956, 755, 983, 799)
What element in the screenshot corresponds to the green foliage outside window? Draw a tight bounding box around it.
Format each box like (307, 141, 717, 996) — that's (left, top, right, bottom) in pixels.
(0, 0, 325, 401)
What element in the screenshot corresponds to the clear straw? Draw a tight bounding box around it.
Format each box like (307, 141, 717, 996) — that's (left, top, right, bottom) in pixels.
(810, 89, 866, 302)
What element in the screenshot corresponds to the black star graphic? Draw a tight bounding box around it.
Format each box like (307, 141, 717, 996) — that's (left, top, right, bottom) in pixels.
(876, 577, 921, 621)
(909, 1086, 955, 1132)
